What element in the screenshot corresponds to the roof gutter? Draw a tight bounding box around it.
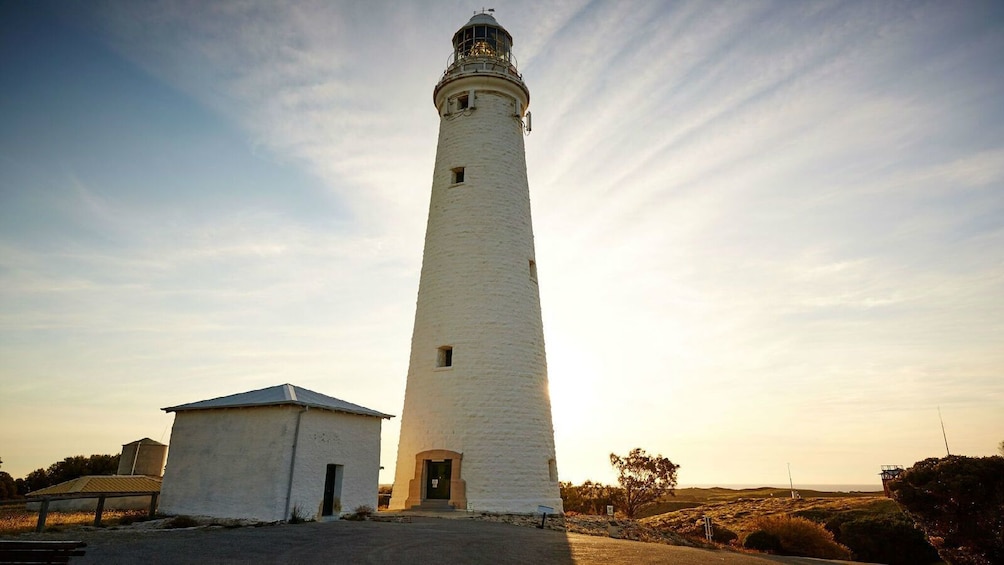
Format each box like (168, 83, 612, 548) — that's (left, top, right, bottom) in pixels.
(283, 406, 308, 521)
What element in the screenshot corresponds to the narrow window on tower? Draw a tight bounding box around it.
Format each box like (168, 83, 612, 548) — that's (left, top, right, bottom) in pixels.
(437, 346, 453, 368)
(452, 167, 465, 184)
(529, 259, 538, 283)
(548, 459, 558, 482)
(457, 93, 469, 110)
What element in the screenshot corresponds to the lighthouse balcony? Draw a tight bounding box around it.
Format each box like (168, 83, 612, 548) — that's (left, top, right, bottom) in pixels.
(440, 52, 522, 83)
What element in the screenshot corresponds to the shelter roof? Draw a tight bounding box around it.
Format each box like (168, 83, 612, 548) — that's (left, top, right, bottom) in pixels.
(28, 475, 162, 497)
(162, 383, 393, 419)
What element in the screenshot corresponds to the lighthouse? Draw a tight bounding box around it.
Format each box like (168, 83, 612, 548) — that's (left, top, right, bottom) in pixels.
(389, 12, 563, 514)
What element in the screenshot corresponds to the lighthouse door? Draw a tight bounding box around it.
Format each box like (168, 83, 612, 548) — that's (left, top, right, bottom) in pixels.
(425, 460, 452, 500)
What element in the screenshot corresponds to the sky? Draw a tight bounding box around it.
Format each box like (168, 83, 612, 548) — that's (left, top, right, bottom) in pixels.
(1, 1, 1002, 489)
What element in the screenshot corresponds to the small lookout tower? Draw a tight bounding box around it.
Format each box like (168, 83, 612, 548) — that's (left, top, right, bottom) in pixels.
(389, 12, 562, 514)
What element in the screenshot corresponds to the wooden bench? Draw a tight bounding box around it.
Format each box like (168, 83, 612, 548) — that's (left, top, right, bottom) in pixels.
(0, 541, 86, 564)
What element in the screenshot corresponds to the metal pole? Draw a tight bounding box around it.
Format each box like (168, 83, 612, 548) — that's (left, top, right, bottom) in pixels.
(283, 407, 308, 520)
(938, 406, 951, 456)
(788, 463, 796, 499)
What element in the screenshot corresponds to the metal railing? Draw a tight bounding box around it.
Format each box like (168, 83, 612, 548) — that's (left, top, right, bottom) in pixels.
(441, 50, 521, 82)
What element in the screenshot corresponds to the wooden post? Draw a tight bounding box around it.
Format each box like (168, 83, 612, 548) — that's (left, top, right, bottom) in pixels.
(35, 499, 50, 533)
(94, 495, 106, 526)
(148, 493, 159, 517)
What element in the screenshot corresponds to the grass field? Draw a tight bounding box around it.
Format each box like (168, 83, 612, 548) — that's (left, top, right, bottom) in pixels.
(641, 493, 899, 534)
(636, 486, 883, 519)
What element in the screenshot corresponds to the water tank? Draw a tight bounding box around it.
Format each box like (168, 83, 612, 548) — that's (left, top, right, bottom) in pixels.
(117, 438, 168, 477)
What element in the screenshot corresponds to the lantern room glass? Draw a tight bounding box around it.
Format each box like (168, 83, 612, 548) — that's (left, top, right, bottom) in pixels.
(453, 24, 512, 64)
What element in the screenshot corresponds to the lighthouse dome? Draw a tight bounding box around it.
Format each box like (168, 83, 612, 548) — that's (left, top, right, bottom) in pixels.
(464, 12, 504, 28)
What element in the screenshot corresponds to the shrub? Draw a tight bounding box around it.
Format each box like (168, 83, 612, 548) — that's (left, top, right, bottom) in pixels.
(744, 530, 782, 552)
(288, 504, 308, 524)
(344, 505, 373, 521)
(838, 515, 940, 565)
(709, 525, 738, 544)
(750, 515, 852, 560)
(890, 455, 1004, 565)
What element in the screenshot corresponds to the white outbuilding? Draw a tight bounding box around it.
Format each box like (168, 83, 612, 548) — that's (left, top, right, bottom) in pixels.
(159, 383, 392, 522)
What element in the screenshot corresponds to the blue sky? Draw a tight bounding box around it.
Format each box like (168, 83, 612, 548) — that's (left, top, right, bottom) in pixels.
(2, 1, 1002, 488)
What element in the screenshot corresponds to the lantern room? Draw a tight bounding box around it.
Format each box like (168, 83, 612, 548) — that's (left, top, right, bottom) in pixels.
(452, 12, 514, 66)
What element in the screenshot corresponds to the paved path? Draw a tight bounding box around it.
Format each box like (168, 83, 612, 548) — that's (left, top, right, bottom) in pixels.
(36, 517, 866, 565)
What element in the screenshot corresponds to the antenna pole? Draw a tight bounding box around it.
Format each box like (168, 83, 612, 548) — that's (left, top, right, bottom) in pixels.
(787, 463, 796, 499)
(938, 406, 951, 456)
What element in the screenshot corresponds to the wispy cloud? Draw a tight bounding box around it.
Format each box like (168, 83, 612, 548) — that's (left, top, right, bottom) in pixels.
(1, 1, 1001, 483)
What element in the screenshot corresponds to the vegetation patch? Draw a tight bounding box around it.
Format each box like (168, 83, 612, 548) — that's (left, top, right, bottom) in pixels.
(747, 515, 851, 560)
(0, 507, 149, 535)
(890, 455, 1004, 565)
(343, 505, 373, 521)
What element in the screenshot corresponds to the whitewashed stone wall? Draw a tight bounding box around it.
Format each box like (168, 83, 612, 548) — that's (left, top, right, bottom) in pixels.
(160, 406, 382, 521)
(390, 73, 562, 513)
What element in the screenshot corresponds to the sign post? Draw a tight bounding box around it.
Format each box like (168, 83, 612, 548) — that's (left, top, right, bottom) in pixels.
(537, 505, 554, 529)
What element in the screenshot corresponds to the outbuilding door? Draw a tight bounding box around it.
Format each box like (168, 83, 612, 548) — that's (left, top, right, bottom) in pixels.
(425, 460, 451, 500)
(322, 464, 343, 516)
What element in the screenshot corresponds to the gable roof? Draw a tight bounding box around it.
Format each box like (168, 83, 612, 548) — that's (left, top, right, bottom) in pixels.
(162, 383, 393, 419)
(122, 437, 166, 447)
(28, 475, 161, 497)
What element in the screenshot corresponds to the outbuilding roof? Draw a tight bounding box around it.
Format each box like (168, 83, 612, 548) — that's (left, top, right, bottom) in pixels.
(162, 383, 393, 419)
(122, 437, 166, 447)
(28, 475, 162, 497)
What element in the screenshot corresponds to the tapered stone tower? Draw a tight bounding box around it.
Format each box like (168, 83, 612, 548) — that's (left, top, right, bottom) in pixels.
(389, 12, 562, 514)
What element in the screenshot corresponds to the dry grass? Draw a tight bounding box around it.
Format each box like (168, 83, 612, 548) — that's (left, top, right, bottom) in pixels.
(0, 506, 149, 535)
(641, 495, 895, 535)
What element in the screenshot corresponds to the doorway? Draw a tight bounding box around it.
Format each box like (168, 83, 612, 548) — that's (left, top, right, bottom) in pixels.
(322, 464, 343, 516)
(425, 459, 451, 500)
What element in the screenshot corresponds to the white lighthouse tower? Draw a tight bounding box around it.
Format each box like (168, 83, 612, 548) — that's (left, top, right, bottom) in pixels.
(389, 12, 562, 514)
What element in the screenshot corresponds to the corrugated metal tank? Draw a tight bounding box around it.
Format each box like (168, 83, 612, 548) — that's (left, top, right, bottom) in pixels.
(117, 438, 168, 477)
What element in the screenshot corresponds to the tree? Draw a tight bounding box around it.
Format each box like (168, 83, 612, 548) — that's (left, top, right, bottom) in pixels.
(21, 454, 121, 493)
(0, 457, 18, 500)
(997, 440, 1003, 457)
(889, 455, 1004, 565)
(609, 448, 679, 519)
(559, 480, 617, 515)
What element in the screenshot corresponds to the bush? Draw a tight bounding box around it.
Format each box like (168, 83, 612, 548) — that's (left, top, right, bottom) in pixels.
(838, 515, 940, 565)
(749, 515, 851, 560)
(343, 505, 373, 521)
(710, 525, 738, 544)
(744, 530, 782, 552)
(890, 455, 1004, 565)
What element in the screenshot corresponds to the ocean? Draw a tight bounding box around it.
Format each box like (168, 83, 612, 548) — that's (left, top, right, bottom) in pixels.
(680, 484, 883, 492)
